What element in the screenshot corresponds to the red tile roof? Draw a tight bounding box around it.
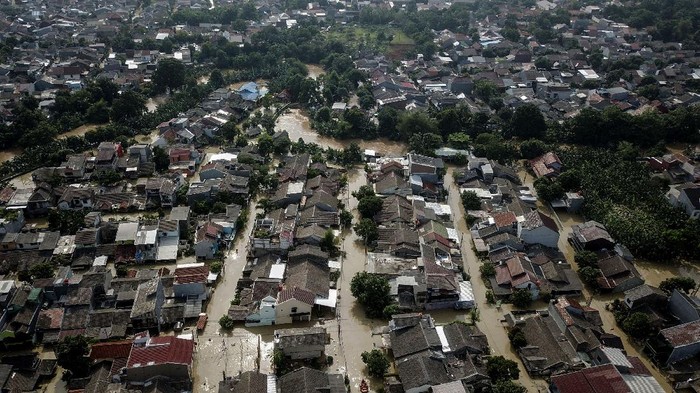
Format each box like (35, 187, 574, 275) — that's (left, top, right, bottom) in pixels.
(174, 266, 210, 285)
(278, 287, 316, 306)
(551, 364, 631, 393)
(127, 336, 194, 368)
(492, 211, 517, 229)
(90, 340, 133, 360)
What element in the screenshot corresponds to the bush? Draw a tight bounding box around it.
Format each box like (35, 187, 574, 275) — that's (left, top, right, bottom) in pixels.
(574, 250, 599, 269)
(210, 260, 223, 274)
(219, 315, 235, 330)
(461, 191, 482, 210)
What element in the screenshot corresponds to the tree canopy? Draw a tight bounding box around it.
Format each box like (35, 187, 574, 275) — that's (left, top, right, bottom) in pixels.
(350, 272, 391, 318)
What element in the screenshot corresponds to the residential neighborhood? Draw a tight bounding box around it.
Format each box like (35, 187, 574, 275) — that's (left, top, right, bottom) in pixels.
(0, 0, 699, 392)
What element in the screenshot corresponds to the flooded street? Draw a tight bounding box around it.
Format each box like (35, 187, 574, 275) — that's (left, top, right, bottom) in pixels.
(336, 168, 385, 391)
(193, 196, 262, 392)
(444, 168, 547, 392)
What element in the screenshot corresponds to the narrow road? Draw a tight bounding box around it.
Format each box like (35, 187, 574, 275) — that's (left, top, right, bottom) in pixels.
(444, 167, 547, 392)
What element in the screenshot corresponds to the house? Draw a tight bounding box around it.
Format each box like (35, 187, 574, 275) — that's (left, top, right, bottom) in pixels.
(125, 332, 194, 382)
(569, 221, 616, 251)
(669, 289, 700, 324)
(550, 364, 664, 393)
(529, 152, 563, 178)
(57, 188, 95, 210)
(596, 254, 644, 293)
(491, 254, 540, 299)
(518, 210, 560, 249)
(129, 278, 164, 331)
(623, 284, 667, 311)
(94, 142, 121, 172)
(275, 287, 315, 325)
(650, 319, 700, 366)
(236, 82, 265, 101)
(514, 311, 585, 376)
(273, 327, 330, 359)
(173, 263, 210, 300)
(244, 289, 278, 327)
(0, 286, 43, 347)
(195, 222, 224, 260)
(676, 185, 700, 219)
(277, 367, 345, 393)
(408, 153, 444, 184)
(218, 371, 270, 393)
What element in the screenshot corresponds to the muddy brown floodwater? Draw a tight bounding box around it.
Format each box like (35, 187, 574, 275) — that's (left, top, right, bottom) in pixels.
(276, 109, 407, 157)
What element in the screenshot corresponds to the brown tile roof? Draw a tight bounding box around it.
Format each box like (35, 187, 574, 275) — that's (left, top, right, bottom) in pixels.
(278, 287, 315, 306)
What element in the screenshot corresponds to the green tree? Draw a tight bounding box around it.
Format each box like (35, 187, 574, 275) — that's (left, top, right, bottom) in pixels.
(492, 380, 528, 393)
(357, 195, 383, 219)
(622, 312, 652, 339)
(480, 263, 496, 278)
(535, 56, 552, 70)
(354, 218, 378, 245)
(153, 58, 186, 93)
(579, 266, 601, 286)
(257, 133, 274, 156)
(209, 69, 225, 89)
(486, 356, 520, 382)
(350, 272, 390, 318)
(320, 230, 339, 257)
(219, 315, 235, 330)
(111, 90, 146, 123)
(29, 261, 55, 279)
(352, 185, 376, 201)
(361, 349, 389, 378)
(508, 327, 527, 349)
(55, 335, 91, 377)
(659, 277, 697, 294)
(574, 250, 599, 269)
(511, 288, 533, 308)
(152, 146, 170, 172)
(448, 132, 470, 149)
(461, 191, 482, 210)
(474, 79, 499, 102)
(534, 177, 565, 202)
(510, 103, 547, 139)
(396, 111, 437, 141)
(377, 106, 400, 139)
(48, 210, 86, 235)
(409, 132, 443, 156)
(519, 139, 548, 159)
(383, 304, 401, 319)
(339, 209, 353, 228)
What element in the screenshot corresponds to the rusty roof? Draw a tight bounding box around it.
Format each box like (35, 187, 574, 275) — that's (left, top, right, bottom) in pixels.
(661, 319, 700, 348)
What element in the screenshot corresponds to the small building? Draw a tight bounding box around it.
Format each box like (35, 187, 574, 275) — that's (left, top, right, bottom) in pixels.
(651, 319, 700, 366)
(273, 327, 330, 360)
(569, 221, 615, 251)
(519, 210, 560, 249)
(275, 287, 315, 325)
(125, 332, 194, 382)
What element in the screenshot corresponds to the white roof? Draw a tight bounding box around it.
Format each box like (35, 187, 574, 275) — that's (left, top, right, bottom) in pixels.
(135, 229, 157, 245)
(435, 325, 451, 353)
(288, 181, 305, 195)
(425, 202, 451, 217)
(328, 260, 341, 270)
(620, 374, 665, 393)
(157, 236, 179, 261)
(93, 255, 108, 266)
(314, 289, 338, 308)
(459, 281, 475, 303)
(446, 228, 460, 243)
(269, 263, 286, 280)
(115, 222, 139, 242)
(155, 32, 169, 40)
(601, 346, 633, 368)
